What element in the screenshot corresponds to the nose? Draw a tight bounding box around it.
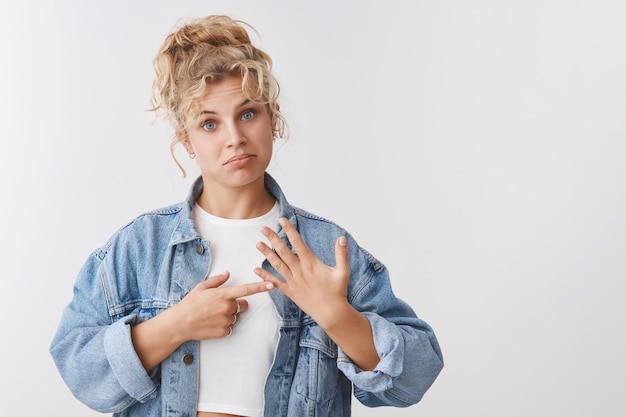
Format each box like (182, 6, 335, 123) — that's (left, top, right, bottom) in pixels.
(225, 122, 246, 147)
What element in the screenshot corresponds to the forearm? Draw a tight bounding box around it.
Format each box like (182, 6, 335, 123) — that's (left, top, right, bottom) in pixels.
(318, 301, 380, 371)
(131, 306, 187, 371)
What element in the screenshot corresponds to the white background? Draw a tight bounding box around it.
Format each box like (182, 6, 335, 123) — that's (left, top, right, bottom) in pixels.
(1, 1, 625, 416)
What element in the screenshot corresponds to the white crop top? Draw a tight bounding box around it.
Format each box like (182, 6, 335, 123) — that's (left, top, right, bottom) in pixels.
(193, 201, 281, 416)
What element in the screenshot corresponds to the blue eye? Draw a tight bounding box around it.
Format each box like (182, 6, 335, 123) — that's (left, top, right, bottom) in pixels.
(202, 121, 216, 131)
(241, 110, 255, 121)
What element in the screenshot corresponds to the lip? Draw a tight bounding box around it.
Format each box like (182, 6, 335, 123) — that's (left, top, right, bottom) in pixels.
(224, 153, 255, 165)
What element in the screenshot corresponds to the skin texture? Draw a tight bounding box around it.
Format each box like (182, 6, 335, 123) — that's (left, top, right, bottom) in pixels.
(130, 76, 380, 417)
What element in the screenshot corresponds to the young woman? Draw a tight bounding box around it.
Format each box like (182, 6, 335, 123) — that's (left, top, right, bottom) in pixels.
(50, 15, 443, 417)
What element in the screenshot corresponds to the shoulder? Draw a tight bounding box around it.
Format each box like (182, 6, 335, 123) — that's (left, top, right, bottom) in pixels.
(291, 206, 346, 240)
(292, 206, 383, 270)
(292, 206, 339, 227)
(93, 201, 187, 260)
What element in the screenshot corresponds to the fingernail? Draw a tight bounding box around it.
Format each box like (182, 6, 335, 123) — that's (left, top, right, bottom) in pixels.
(265, 282, 274, 290)
(260, 227, 270, 236)
(339, 236, 347, 246)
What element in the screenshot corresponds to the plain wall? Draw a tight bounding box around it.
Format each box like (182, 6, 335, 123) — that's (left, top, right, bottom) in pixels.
(1, 0, 625, 416)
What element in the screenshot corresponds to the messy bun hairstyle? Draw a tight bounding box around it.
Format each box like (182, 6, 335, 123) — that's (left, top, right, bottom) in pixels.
(150, 15, 286, 175)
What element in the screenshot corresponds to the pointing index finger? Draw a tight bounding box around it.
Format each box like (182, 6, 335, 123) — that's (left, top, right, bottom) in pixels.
(224, 280, 274, 300)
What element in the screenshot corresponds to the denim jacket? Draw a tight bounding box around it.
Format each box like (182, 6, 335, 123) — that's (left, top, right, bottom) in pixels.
(50, 173, 443, 417)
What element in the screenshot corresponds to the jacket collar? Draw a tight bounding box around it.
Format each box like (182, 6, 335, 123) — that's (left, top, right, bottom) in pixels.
(168, 172, 296, 247)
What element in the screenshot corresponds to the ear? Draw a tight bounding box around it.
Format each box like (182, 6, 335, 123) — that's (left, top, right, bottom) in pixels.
(176, 127, 193, 153)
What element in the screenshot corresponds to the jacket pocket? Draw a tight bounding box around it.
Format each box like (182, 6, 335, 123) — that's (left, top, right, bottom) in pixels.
(291, 322, 342, 414)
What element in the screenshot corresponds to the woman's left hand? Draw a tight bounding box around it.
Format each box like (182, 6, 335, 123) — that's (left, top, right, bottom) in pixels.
(254, 217, 350, 326)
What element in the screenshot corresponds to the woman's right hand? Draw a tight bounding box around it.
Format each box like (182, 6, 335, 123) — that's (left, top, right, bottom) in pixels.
(173, 271, 274, 341)
(131, 271, 273, 371)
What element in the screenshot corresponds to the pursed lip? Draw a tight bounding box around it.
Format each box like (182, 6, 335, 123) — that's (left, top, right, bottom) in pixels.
(223, 153, 255, 165)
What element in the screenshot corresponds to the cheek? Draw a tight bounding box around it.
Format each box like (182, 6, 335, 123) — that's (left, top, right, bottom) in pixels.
(258, 133, 275, 152)
(188, 140, 220, 164)
(249, 121, 274, 144)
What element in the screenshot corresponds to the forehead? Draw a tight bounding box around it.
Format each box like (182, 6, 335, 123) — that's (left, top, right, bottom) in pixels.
(201, 76, 245, 104)
(187, 76, 247, 119)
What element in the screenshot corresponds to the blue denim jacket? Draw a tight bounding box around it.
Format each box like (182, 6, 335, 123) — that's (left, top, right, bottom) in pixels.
(50, 173, 443, 417)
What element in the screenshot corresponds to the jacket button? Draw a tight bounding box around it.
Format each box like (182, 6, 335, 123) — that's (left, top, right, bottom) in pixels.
(182, 354, 194, 365)
(196, 244, 205, 255)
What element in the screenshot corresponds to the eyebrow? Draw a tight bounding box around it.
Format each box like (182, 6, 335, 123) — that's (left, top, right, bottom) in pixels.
(195, 98, 251, 118)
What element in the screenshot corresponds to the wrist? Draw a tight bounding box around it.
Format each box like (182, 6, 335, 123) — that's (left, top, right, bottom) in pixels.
(314, 298, 352, 332)
(163, 303, 191, 345)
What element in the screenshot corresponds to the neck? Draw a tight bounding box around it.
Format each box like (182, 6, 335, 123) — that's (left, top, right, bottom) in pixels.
(196, 176, 275, 219)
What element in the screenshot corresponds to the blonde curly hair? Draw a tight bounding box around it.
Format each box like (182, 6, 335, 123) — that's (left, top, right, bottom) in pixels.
(150, 15, 286, 176)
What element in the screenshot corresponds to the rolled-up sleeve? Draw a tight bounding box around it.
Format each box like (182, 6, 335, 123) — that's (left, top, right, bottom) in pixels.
(104, 314, 159, 403)
(337, 312, 402, 392)
(337, 256, 443, 407)
(50, 252, 158, 413)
